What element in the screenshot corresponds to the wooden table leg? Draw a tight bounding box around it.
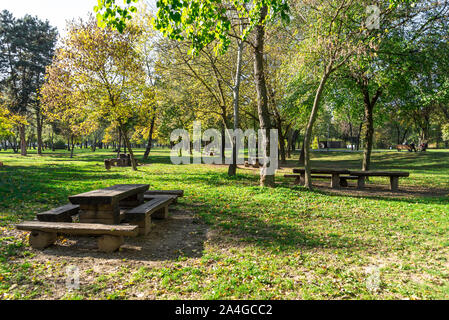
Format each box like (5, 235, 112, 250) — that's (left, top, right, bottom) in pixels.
(79, 203, 120, 225)
(390, 176, 399, 191)
(331, 174, 340, 189)
(357, 176, 365, 189)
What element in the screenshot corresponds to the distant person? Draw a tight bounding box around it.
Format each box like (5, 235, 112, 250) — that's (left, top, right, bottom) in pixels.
(420, 142, 428, 152)
(410, 142, 417, 152)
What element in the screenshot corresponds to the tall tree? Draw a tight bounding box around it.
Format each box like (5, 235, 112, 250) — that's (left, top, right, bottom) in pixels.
(42, 18, 146, 168)
(95, 0, 290, 187)
(0, 10, 57, 156)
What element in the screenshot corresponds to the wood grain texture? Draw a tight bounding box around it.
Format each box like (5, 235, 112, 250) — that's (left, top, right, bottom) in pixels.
(36, 204, 80, 222)
(144, 190, 184, 197)
(16, 221, 138, 237)
(69, 184, 149, 205)
(124, 197, 174, 221)
(349, 171, 410, 177)
(293, 168, 351, 175)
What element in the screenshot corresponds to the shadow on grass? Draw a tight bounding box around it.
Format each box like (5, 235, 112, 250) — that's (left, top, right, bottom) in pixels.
(0, 164, 127, 215)
(284, 150, 449, 172)
(277, 182, 449, 206)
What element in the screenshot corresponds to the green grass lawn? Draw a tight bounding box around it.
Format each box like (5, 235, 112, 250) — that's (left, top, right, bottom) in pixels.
(0, 147, 448, 299)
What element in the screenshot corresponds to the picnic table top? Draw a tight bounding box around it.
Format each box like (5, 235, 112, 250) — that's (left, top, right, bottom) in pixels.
(69, 184, 150, 205)
(292, 168, 350, 174)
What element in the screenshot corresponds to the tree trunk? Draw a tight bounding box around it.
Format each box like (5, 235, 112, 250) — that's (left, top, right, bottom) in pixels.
(400, 129, 408, 145)
(36, 110, 43, 155)
(279, 128, 286, 164)
(70, 135, 75, 158)
(117, 130, 121, 158)
(362, 89, 381, 171)
(19, 124, 27, 156)
(356, 121, 363, 151)
(362, 103, 374, 171)
(304, 69, 331, 189)
(253, 5, 274, 187)
(221, 125, 226, 164)
(228, 38, 244, 177)
(120, 126, 137, 171)
(298, 141, 305, 166)
(287, 129, 295, 159)
(143, 115, 156, 160)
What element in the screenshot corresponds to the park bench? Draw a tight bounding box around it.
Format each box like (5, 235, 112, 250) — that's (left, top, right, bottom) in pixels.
(244, 160, 260, 168)
(123, 195, 176, 235)
(16, 221, 138, 252)
(104, 154, 137, 170)
(144, 190, 184, 203)
(349, 171, 410, 191)
(290, 168, 354, 189)
(36, 204, 80, 222)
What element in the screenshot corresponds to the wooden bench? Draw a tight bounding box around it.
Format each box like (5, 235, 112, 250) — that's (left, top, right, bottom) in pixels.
(123, 196, 176, 235)
(16, 221, 138, 252)
(36, 204, 80, 222)
(285, 174, 358, 187)
(349, 171, 410, 191)
(144, 190, 184, 203)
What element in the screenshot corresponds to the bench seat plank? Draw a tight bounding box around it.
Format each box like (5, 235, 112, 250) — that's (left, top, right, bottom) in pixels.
(37, 204, 80, 222)
(349, 171, 409, 177)
(125, 197, 175, 221)
(16, 221, 138, 237)
(293, 168, 351, 175)
(144, 190, 184, 197)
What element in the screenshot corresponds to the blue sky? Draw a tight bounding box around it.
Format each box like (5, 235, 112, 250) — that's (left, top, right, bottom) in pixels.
(1, 0, 98, 37)
(0, 0, 156, 38)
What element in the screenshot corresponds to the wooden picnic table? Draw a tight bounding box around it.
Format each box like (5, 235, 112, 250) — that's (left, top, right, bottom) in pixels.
(292, 168, 351, 189)
(69, 184, 149, 224)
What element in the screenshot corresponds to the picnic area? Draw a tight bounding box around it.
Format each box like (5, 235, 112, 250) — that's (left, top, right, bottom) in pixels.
(0, 148, 448, 299)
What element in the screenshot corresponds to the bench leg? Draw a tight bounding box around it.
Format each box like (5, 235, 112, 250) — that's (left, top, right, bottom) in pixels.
(390, 176, 399, 192)
(357, 177, 365, 189)
(339, 177, 348, 188)
(331, 174, 340, 189)
(134, 214, 152, 236)
(152, 206, 169, 219)
(29, 231, 56, 249)
(97, 235, 124, 252)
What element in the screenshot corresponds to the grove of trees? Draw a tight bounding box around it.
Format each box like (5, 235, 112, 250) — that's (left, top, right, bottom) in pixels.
(1, 1, 449, 189)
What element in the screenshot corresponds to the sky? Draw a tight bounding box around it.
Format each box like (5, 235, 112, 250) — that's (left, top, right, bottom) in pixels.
(0, 0, 99, 37)
(0, 0, 156, 39)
